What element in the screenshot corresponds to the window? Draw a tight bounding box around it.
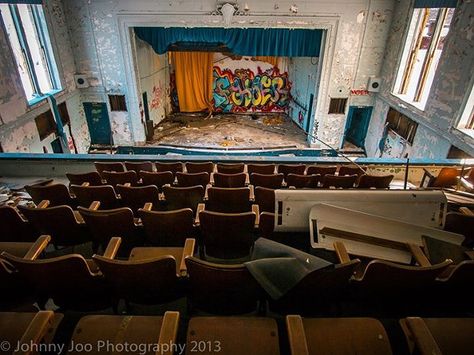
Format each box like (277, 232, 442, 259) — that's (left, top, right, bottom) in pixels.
(393, 5, 455, 110)
(328, 98, 348, 114)
(457, 85, 474, 135)
(0, 3, 61, 104)
(109, 95, 128, 112)
(386, 108, 418, 144)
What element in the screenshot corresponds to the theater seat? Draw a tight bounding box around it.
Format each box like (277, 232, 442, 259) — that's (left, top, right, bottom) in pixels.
(93, 237, 195, 306)
(286, 315, 393, 355)
(67, 312, 179, 355)
(186, 317, 279, 355)
(185, 256, 263, 314)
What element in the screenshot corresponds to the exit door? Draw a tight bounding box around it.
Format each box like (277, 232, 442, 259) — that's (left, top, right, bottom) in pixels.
(83, 102, 113, 145)
(343, 106, 373, 148)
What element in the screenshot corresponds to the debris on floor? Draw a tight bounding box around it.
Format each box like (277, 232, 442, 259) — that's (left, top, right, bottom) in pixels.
(148, 113, 308, 149)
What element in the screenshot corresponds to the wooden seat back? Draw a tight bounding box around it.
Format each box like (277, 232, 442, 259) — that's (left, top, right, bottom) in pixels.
(306, 165, 338, 176)
(0, 205, 36, 242)
(401, 317, 474, 355)
(277, 164, 306, 179)
(206, 187, 252, 213)
(216, 163, 245, 174)
(437, 261, 474, 287)
(355, 259, 452, 296)
(185, 256, 262, 314)
(322, 174, 358, 188)
(431, 167, 463, 188)
(94, 162, 125, 177)
(247, 163, 276, 175)
(286, 316, 393, 355)
(254, 187, 275, 213)
(339, 165, 366, 176)
(138, 208, 194, 246)
(1, 252, 111, 311)
(139, 171, 174, 191)
(71, 184, 120, 209)
(68, 313, 179, 355)
(93, 255, 178, 305)
(124, 161, 153, 174)
(213, 172, 247, 188)
(163, 185, 205, 213)
(116, 184, 160, 215)
(155, 161, 183, 176)
(18, 205, 89, 247)
(199, 210, 256, 259)
(78, 207, 139, 252)
(186, 317, 279, 355)
(176, 172, 210, 187)
(102, 170, 138, 187)
(286, 174, 320, 188)
(250, 173, 284, 189)
(0, 311, 60, 351)
(26, 183, 76, 208)
(66, 171, 103, 186)
(185, 161, 214, 174)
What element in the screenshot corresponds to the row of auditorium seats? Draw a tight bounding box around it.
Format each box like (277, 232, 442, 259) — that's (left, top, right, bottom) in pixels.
(3, 310, 472, 355)
(0, 236, 472, 315)
(0, 198, 263, 259)
(65, 167, 395, 190)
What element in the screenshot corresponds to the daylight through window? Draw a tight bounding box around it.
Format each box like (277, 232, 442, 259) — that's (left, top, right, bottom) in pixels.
(0, 3, 61, 103)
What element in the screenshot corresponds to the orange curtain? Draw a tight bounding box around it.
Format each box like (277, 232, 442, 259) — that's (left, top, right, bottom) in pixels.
(255, 56, 279, 67)
(170, 51, 213, 112)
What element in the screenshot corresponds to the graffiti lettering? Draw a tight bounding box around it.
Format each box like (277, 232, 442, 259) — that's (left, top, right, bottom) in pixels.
(213, 67, 291, 112)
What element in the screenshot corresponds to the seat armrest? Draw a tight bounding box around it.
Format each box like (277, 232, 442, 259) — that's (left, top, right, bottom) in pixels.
(405, 317, 442, 355)
(143, 202, 153, 211)
(158, 311, 180, 355)
(102, 237, 122, 259)
(24, 235, 51, 260)
(249, 184, 255, 201)
(407, 243, 431, 267)
(465, 250, 474, 260)
(17, 310, 55, 354)
(179, 238, 196, 276)
(124, 182, 131, 187)
(334, 241, 351, 263)
(89, 201, 101, 211)
(37, 200, 50, 209)
(252, 204, 260, 228)
(195, 203, 205, 225)
(459, 206, 474, 216)
(286, 315, 309, 355)
(81, 182, 90, 187)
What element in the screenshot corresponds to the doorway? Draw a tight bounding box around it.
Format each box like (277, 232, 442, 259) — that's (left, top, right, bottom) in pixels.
(343, 106, 372, 150)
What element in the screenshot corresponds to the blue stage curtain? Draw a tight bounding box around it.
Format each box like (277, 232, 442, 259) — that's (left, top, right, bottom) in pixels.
(414, 0, 457, 8)
(0, 1, 43, 4)
(134, 27, 322, 57)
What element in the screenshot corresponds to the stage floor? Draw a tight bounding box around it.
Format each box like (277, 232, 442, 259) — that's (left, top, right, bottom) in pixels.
(147, 113, 309, 149)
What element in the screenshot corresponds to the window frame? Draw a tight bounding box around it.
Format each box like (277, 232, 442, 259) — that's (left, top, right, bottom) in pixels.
(392, 5, 454, 111)
(0, 3, 62, 105)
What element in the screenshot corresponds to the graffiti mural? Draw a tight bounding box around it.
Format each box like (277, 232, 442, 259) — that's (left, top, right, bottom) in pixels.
(213, 67, 291, 112)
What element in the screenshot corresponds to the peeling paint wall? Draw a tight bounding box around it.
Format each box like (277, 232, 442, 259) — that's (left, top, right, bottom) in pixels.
(368, 0, 474, 158)
(0, 0, 90, 153)
(61, 0, 395, 148)
(135, 36, 171, 126)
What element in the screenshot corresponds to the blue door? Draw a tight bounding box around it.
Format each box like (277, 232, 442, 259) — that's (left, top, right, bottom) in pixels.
(83, 102, 113, 145)
(344, 106, 373, 148)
